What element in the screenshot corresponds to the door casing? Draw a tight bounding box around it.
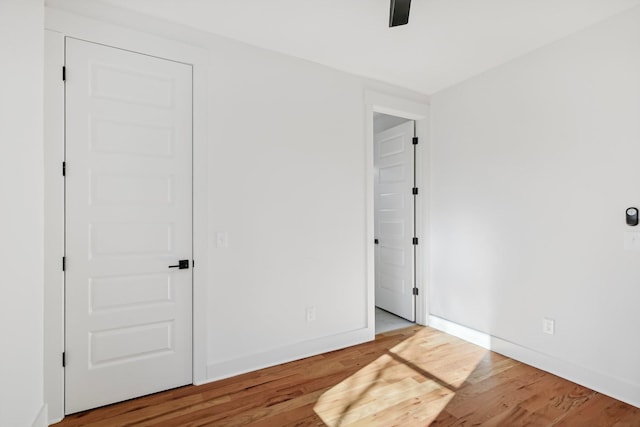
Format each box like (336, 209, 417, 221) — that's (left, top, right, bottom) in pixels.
(44, 11, 209, 423)
(364, 90, 430, 332)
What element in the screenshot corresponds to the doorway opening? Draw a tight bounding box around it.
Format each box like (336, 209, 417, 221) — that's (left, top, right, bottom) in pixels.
(373, 112, 417, 334)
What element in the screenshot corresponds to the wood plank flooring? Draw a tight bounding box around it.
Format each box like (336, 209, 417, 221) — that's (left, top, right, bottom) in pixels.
(55, 326, 640, 426)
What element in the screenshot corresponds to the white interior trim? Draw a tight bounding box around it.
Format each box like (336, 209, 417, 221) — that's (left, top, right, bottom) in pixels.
(429, 315, 640, 409)
(204, 328, 372, 384)
(365, 90, 430, 326)
(428, 315, 492, 349)
(30, 404, 48, 427)
(43, 8, 209, 423)
(43, 28, 65, 426)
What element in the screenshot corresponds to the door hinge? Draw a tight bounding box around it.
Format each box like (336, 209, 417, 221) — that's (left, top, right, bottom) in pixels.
(62, 256, 66, 271)
(413, 288, 419, 296)
(374, 238, 379, 245)
(62, 161, 66, 177)
(412, 136, 419, 145)
(412, 187, 418, 195)
(412, 237, 419, 245)
(62, 352, 66, 367)
(192, 260, 195, 268)
(62, 66, 66, 82)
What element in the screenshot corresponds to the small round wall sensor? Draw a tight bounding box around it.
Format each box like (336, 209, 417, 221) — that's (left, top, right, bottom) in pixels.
(626, 207, 639, 226)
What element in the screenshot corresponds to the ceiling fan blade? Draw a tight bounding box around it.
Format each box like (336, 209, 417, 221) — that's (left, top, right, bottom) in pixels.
(389, 0, 411, 27)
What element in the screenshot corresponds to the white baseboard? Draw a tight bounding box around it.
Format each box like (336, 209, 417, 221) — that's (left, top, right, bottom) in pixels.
(31, 404, 47, 427)
(202, 327, 374, 385)
(428, 315, 492, 349)
(428, 315, 640, 409)
(48, 417, 64, 427)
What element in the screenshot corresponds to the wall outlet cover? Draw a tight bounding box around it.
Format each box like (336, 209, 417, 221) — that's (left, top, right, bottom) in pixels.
(624, 232, 640, 251)
(305, 307, 316, 322)
(215, 231, 229, 248)
(543, 318, 555, 335)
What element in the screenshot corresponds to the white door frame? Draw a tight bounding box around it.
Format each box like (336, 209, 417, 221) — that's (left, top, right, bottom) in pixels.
(365, 90, 430, 329)
(44, 9, 209, 424)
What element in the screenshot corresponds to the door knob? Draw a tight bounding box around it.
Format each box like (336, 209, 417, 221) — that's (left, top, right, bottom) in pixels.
(169, 260, 189, 269)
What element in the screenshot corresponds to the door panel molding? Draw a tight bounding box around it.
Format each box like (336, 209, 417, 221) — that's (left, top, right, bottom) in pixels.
(64, 37, 193, 414)
(374, 120, 416, 321)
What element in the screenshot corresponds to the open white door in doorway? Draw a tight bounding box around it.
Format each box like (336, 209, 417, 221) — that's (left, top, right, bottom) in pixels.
(64, 38, 193, 414)
(374, 120, 416, 322)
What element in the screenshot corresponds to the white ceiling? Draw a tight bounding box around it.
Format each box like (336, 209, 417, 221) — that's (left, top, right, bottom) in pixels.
(89, 0, 640, 94)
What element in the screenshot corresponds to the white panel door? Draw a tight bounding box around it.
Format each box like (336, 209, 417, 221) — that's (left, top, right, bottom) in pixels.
(65, 38, 193, 414)
(374, 121, 415, 321)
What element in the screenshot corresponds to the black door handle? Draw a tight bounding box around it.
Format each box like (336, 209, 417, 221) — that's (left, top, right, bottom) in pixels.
(169, 260, 189, 269)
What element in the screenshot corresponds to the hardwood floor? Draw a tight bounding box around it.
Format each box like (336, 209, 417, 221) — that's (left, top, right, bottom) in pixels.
(55, 326, 640, 426)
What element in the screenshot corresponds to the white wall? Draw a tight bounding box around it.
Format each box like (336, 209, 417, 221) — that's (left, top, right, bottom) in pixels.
(0, 0, 45, 426)
(206, 44, 366, 364)
(204, 35, 428, 377)
(430, 7, 640, 405)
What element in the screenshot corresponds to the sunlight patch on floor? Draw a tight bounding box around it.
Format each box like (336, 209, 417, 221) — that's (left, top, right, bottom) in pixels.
(313, 328, 487, 426)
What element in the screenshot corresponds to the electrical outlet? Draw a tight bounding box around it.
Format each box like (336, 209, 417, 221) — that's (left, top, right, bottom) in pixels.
(624, 232, 640, 250)
(215, 232, 229, 248)
(305, 306, 316, 322)
(542, 318, 555, 335)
